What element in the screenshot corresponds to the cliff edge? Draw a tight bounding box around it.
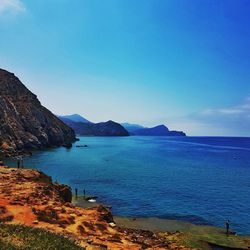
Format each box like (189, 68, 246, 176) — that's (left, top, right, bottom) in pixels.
(0, 69, 76, 153)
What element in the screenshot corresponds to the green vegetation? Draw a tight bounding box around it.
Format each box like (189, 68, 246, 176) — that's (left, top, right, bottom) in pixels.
(0, 224, 84, 250)
(174, 225, 250, 250)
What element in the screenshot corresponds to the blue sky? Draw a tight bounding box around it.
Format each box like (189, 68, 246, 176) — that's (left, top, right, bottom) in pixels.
(0, 0, 250, 136)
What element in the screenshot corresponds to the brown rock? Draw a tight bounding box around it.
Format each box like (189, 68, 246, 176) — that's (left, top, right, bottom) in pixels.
(56, 184, 72, 203)
(96, 205, 114, 223)
(0, 205, 14, 222)
(0, 68, 76, 153)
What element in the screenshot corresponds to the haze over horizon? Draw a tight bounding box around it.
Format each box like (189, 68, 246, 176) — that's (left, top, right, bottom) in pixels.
(0, 0, 250, 136)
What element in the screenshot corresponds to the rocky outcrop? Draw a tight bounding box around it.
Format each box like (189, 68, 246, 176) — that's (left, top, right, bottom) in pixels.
(168, 130, 186, 136)
(0, 69, 76, 153)
(0, 166, 193, 250)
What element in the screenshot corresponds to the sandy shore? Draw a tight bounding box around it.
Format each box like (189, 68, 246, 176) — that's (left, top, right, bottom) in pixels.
(114, 216, 229, 236)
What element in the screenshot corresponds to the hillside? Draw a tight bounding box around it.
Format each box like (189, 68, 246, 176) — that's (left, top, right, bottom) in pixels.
(59, 117, 129, 136)
(58, 114, 92, 124)
(0, 69, 76, 154)
(121, 123, 145, 133)
(0, 224, 83, 250)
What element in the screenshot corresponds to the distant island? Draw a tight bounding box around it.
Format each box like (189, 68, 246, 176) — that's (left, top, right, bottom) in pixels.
(122, 123, 186, 136)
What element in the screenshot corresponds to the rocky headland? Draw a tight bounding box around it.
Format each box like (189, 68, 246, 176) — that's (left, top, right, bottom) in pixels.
(129, 125, 186, 136)
(59, 116, 129, 136)
(0, 69, 76, 156)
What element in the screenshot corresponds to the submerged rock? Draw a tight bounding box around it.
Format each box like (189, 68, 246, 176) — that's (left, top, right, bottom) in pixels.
(62, 143, 73, 148)
(76, 145, 88, 148)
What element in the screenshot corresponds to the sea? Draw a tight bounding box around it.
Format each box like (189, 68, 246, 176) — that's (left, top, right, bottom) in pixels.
(5, 136, 250, 235)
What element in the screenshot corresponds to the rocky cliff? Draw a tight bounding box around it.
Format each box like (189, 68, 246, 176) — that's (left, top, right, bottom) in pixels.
(0, 69, 76, 153)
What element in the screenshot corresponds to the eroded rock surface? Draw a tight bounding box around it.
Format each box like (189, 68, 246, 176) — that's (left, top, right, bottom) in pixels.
(0, 69, 76, 153)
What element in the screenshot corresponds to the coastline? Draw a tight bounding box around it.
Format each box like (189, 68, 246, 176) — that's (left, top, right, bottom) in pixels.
(0, 165, 250, 249)
(72, 192, 250, 250)
(73, 195, 250, 239)
(4, 135, 250, 236)
(73, 196, 224, 234)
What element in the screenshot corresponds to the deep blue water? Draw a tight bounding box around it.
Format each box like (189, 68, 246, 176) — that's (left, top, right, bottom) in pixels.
(5, 136, 250, 235)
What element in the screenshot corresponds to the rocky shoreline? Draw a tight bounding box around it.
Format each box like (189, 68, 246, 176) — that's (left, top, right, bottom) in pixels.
(0, 165, 194, 250)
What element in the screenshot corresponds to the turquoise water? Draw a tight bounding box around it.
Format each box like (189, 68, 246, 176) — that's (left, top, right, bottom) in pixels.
(5, 136, 250, 235)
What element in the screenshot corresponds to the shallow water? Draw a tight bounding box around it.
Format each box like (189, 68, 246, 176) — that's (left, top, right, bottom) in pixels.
(5, 136, 250, 235)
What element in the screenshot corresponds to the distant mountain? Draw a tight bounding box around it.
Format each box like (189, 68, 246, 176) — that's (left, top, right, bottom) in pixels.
(134, 125, 169, 136)
(59, 115, 185, 137)
(58, 114, 91, 124)
(133, 125, 186, 136)
(121, 123, 145, 133)
(59, 118, 129, 136)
